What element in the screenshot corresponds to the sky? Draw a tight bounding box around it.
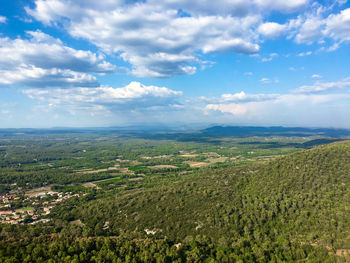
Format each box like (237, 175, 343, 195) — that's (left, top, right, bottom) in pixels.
(0, 0, 350, 128)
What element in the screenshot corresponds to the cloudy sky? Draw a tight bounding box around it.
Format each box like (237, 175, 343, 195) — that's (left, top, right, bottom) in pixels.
(0, 0, 350, 128)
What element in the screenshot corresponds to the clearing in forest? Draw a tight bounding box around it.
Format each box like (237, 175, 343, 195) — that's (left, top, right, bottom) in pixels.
(185, 161, 209, 167)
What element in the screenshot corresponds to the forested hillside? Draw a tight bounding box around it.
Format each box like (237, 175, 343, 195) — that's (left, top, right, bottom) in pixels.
(1, 141, 350, 262)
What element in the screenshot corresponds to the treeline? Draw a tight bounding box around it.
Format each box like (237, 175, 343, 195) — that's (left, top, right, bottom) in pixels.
(0, 233, 334, 262)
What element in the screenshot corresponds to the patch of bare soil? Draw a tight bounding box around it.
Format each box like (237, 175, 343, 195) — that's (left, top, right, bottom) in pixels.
(77, 164, 120, 174)
(149, 165, 178, 169)
(115, 159, 131, 163)
(82, 182, 101, 189)
(179, 171, 192, 175)
(174, 243, 182, 249)
(128, 177, 144, 181)
(262, 155, 281, 158)
(122, 168, 135, 174)
(71, 219, 85, 227)
(203, 152, 221, 157)
(25, 186, 56, 197)
(142, 155, 173, 159)
(178, 154, 199, 157)
(185, 161, 209, 168)
(336, 249, 350, 256)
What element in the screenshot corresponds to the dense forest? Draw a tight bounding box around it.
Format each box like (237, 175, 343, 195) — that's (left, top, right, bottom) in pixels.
(0, 137, 350, 262)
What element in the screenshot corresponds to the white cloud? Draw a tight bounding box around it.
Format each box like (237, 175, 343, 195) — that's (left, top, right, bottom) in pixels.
(258, 22, 286, 39)
(0, 65, 98, 87)
(26, 0, 274, 77)
(199, 91, 279, 106)
(150, 0, 252, 17)
(206, 103, 247, 116)
(0, 31, 116, 87)
(293, 78, 350, 93)
(0, 31, 115, 73)
(21, 80, 187, 126)
(0, 16, 6, 23)
(290, 13, 324, 44)
(151, 0, 308, 17)
(221, 91, 278, 102)
(261, 52, 278, 62)
(27, 0, 309, 23)
(24, 0, 350, 78)
(202, 74, 350, 123)
(324, 8, 350, 42)
(311, 74, 322, 78)
(297, 51, 312, 56)
(204, 89, 350, 129)
(66, 8, 261, 77)
(289, 6, 350, 48)
(254, 0, 309, 13)
(261, 57, 272, 62)
(260, 78, 271, 84)
(23, 81, 183, 110)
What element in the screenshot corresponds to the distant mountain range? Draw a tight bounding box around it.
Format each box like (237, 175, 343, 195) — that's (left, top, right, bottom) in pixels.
(0, 125, 350, 138)
(201, 125, 350, 138)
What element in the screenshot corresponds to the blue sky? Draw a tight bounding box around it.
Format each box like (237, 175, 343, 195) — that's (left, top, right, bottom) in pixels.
(0, 0, 350, 128)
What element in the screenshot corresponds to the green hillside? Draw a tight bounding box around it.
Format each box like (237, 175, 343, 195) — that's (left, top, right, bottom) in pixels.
(1, 141, 350, 262)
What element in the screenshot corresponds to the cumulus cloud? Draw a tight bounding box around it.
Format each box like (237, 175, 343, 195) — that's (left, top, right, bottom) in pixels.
(324, 8, 350, 42)
(202, 92, 350, 128)
(200, 90, 275, 118)
(293, 78, 350, 93)
(23, 81, 183, 110)
(0, 30, 116, 87)
(254, 0, 309, 13)
(289, 5, 350, 48)
(27, 0, 309, 24)
(258, 22, 287, 39)
(0, 16, 6, 23)
(204, 90, 350, 127)
(202, 90, 279, 116)
(167, 0, 309, 15)
(0, 65, 98, 87)
(289, 12, 324, 44)
(0, 31, 115, 73)
(221, 91, 279, 103)
(67, 7, 260, 77)
(149, 0, 252, 17)
(206, 103, 247, 116)
(23, 0, 350, 78)
(202, 74, 350, 122)
(26, 0, 281, 77)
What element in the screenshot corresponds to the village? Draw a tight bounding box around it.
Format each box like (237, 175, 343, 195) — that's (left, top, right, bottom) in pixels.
(0, 188, 82, 224)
